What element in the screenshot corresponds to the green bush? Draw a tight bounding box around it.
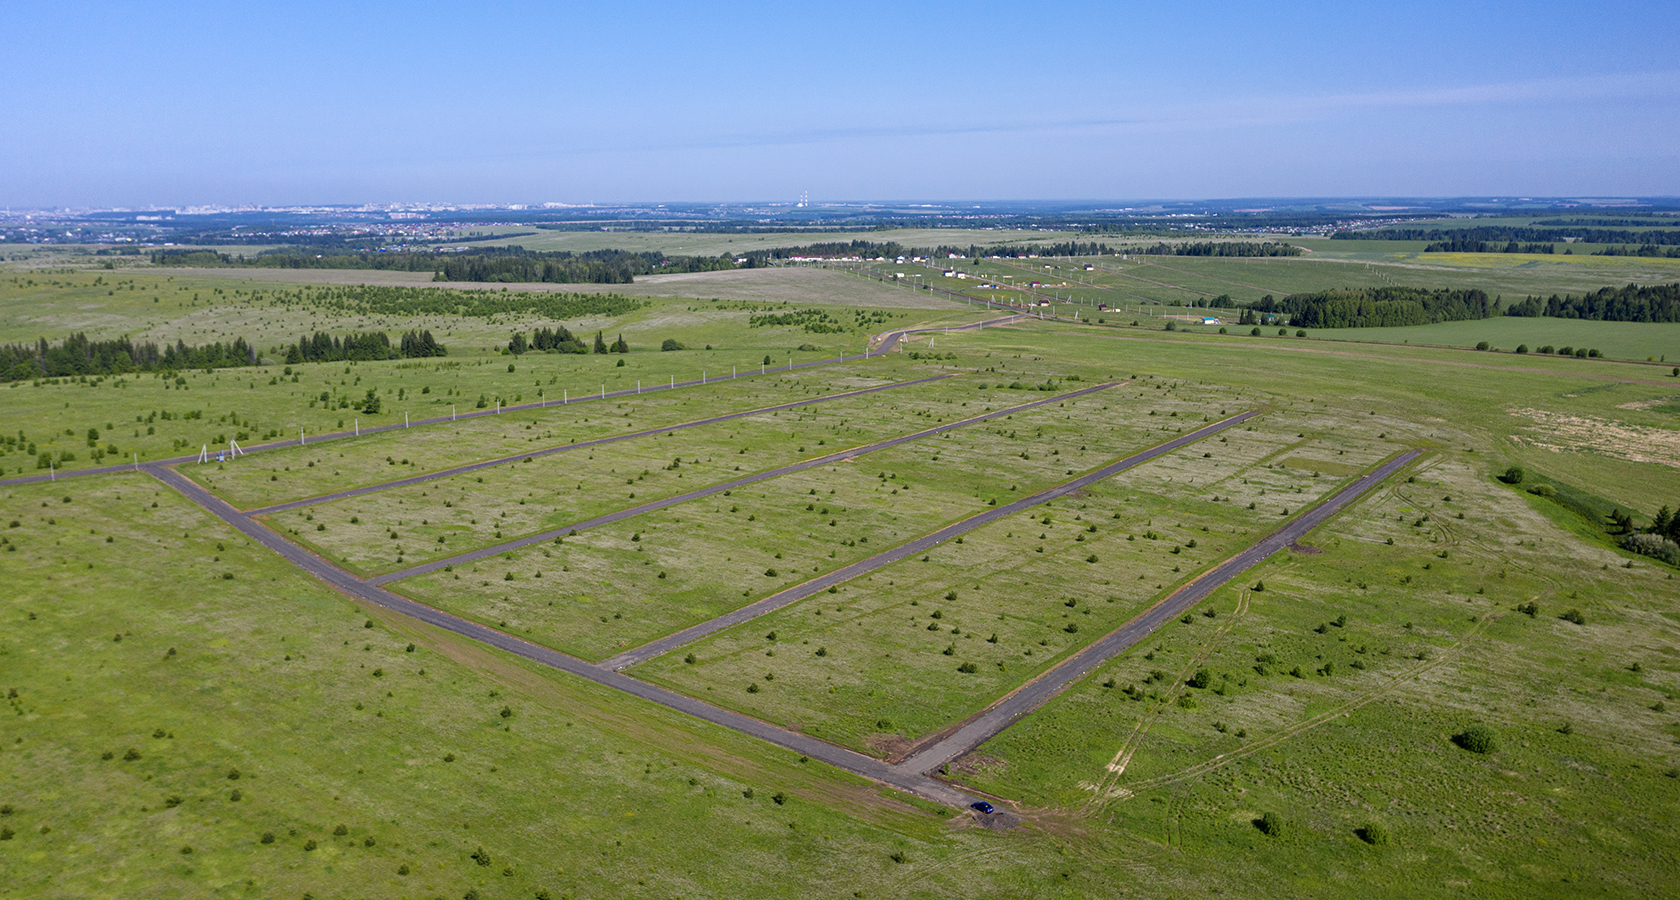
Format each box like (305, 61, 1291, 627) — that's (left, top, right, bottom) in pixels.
(1499, 465, 1525, 485)
(661, 338, 685, 351)
(1357, 821, 1391, 845)
(1560, 608, 1586, 625)
(1454, 724, 1498, 754)
(1256, 811, 1288, 837)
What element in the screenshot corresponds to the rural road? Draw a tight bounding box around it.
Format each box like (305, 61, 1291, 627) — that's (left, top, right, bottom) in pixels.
(149, 432, 1419, 812)
(601, 408, 1260, 670)
(146, 462, 985, 810)
(369, 381, 1126, 586)
(895, 448, 1425, 776)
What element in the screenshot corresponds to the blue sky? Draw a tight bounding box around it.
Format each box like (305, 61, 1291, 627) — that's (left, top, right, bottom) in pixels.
(4, 0, 1677, 206)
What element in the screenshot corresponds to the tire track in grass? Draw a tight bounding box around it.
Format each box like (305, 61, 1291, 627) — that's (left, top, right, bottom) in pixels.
(1080, 591, 1251, 810)
(1106, 612, 1498, 804)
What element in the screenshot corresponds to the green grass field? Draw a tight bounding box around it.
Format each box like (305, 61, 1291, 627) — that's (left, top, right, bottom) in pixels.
(3, 262, 1678, 898)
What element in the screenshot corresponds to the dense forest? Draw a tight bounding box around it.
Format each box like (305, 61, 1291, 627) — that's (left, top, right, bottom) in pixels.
(1333, 225, 1680, 246)
(1, 333, 257, 382)
(1503, 283, 1680, 322)
(1248, 287, 1497, 329)
(283, 329, 447, 364)
(1125, 241, 1302, 257)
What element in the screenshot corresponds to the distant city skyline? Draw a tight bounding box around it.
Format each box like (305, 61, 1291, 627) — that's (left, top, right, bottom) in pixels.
(5, 0, 1677, 207)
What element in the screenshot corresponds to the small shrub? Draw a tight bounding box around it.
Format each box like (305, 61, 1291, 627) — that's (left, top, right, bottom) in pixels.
(303, 839, 318, 851)
(1499, 465, 1524, 485)
(333, 824, 348, 836)
(1256, 811, 1288, 837)
(260, 831, 275, 844)
(1357, 821, 1391, 845)
(1560, 608, 1586, 625)
(957, 662, 978, 673)
(1453, 724, 1498, 754)
(772, 792, 787, 805)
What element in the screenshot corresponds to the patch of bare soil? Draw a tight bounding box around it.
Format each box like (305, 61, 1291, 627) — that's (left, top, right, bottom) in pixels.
(865, 732, 913, 760)
(950, 752, 1007, 778)
(1288, 542, 1324, 554)
(1509, 407, 1680, 469)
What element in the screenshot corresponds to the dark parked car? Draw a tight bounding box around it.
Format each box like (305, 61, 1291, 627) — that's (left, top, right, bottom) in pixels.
(970, 801, 995, 814)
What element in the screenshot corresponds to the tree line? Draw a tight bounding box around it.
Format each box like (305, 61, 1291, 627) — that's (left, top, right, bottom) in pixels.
(1425, 239, 1557, 254)
(1334, 225, 1680, 246)
(284, 330, 446, 364)
(1593, 245, 1680, 259)
(151, 247, 735, 285)
(508, 325, 588, 354)
(1503, 283, 1680, 322)
(293, 285, 645, 321)
(1247, 287, 1496, 329)
(1, 333, 256, 382)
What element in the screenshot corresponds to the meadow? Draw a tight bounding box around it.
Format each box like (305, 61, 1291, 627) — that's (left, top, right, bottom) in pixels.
(2, 255, 1678, 898)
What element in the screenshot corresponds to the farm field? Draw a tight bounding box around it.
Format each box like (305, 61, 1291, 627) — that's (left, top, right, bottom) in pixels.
(3, 265, 1678, 898)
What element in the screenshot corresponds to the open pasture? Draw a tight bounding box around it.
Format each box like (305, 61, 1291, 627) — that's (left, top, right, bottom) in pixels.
(3, 270, 1678, 898)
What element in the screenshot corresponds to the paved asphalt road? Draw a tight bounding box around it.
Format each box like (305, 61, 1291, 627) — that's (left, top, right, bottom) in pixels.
(601, 406, 1255, 670)
(149, 427, 1419, 812)
(248, 374, 953, 515)
(147, 463, 984, 809)
(369, 380, 1124, 587)
(0, 314, 1023, 490)
(894, 449, 1425, 776)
